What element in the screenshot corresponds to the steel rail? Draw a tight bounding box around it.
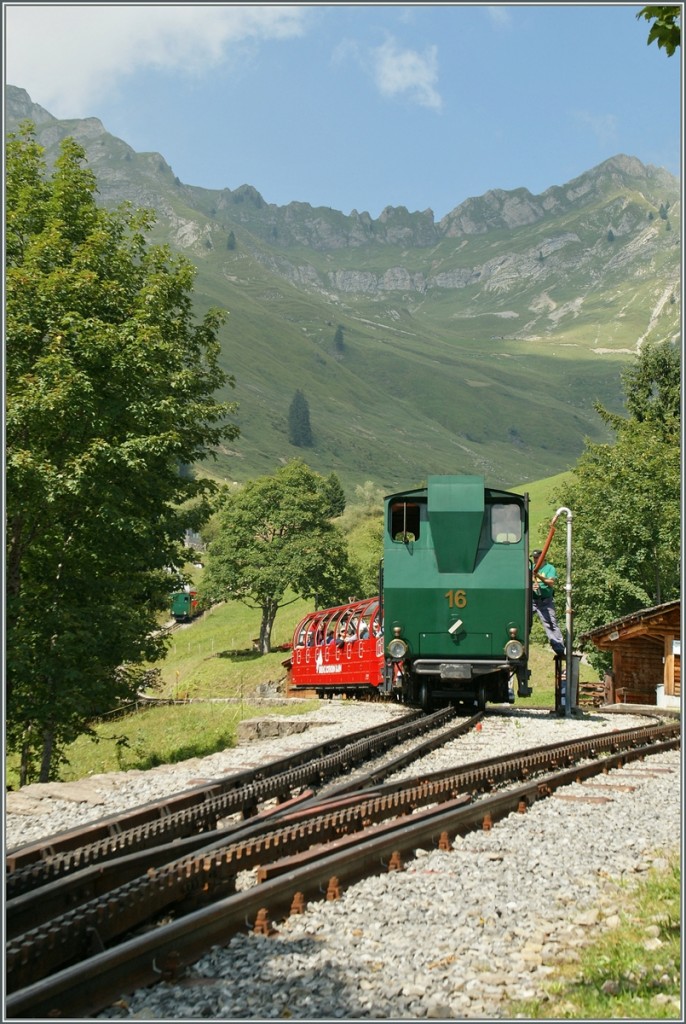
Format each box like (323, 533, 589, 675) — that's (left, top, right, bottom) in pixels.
(7, 712, 480, 931)
(6, 706, 424, 866)
(6, 723, 678, 1003)
(6, 732, 678, 1020)
(6, 705, 446, 892)
(7, 720, 677, 946)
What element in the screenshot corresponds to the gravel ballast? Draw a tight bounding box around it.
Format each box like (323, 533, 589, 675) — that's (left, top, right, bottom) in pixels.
(5, 701, 681, 1020)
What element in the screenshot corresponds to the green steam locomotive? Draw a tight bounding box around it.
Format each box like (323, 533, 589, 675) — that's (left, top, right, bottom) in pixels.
(382, 474, 532, 710)
(288, 474, 534, 711)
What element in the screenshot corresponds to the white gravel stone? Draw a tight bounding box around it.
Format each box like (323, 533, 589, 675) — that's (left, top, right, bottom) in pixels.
(5, 702, 680, 1019)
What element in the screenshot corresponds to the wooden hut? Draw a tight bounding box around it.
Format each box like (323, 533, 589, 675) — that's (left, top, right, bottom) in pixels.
(580, 600, 680, 707)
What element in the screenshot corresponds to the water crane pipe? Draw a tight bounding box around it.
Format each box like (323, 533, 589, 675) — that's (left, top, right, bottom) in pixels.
(551, 506, 573, 715)
(533, 507, 574, 714)
(532, 522, 557, 573)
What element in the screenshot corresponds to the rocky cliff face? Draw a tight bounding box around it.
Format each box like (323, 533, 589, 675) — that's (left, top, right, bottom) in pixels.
(5, 86, 681, 488)
(192, 156, 680, 317)
(6, 84, 680, 318)
(9, 86, 677, 261)
(6, 84, 683, 319)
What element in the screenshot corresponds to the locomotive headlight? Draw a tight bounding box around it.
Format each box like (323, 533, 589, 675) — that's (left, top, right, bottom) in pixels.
(504, 638, 525, 660)
(387, 637, 408, 661)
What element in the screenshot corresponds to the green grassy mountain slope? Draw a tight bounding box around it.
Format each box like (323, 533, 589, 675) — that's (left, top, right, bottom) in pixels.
(6, 85, 680, 495)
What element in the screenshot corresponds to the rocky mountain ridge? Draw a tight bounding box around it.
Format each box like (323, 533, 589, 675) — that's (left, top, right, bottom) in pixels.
(5, 85, 681, 492)
(7, 86, 677, 252)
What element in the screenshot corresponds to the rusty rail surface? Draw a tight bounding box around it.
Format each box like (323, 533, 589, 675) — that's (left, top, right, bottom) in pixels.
(7, 705, 453, 891)
(5, 720, 679, 1018)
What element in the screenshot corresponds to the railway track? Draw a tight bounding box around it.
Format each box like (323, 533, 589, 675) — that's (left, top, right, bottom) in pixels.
(5, 714, 679, 1019)
(6, 705, 463, 884)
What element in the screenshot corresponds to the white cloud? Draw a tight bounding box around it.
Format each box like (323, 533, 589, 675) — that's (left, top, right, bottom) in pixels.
(485, 6, 514, 30)
(372, 37, 442, 111)
(5, 4, 308, 116)
(573, 110, 619, 146)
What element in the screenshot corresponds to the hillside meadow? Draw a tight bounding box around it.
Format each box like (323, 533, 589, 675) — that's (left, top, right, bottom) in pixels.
(6, 592, 589, 787)
(8, 89, 681, 495)
(5, 472, 590, 788)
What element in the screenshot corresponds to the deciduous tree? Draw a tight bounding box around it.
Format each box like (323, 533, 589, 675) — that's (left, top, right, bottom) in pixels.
(6, 123, 239, 783)
(549, 342, 680, 673)
(637, 6, 681, 56)
(203, 461, 360, 652)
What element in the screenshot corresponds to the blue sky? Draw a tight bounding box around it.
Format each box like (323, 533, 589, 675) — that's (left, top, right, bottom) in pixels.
(5, 3, 682, 221)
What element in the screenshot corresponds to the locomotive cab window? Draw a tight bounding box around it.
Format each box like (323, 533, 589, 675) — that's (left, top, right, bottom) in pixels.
(390, 501, 421, 542)
(491, 502, 522, 544)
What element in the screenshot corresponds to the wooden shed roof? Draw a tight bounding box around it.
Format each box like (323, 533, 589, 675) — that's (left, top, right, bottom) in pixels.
(579, 600, 681, 649)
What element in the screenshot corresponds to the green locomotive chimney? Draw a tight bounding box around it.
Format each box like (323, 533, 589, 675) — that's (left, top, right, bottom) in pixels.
(428, 475, 484, 573)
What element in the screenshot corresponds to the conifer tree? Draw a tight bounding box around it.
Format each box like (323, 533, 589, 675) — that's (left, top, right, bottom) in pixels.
(333, 324, 345, 352)
(323, 473, 346, 517)
(288, 389, 313, 447)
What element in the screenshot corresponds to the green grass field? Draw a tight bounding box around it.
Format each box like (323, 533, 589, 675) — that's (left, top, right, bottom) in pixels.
(158, 596, 579, 700)
(511, 853, 681, 1020)
(4, 588, 595, 789)
(6, 484, 593, 789)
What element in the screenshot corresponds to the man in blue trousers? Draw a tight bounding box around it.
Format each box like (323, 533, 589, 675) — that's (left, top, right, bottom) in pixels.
(530, 549, 565, 657)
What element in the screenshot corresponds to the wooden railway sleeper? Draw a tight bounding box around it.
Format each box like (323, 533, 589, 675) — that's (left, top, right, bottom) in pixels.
(7, 727, 679, 982)
(10, 719, 672, 897)
(6, 735, 680, 1018)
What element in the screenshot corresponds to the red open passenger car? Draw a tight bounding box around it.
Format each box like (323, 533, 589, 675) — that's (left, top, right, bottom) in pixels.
(286, 596, 385, 696)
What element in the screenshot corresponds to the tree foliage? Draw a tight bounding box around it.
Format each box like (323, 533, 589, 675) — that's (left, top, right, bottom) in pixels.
(618, 340, 681, 425)
(348, 516, 384, 598)
(637, 6, 681, 56)
(287, 388, 313, 447)
(354, 480, 387, 515)
(333, 324, 345, 352)
(6, 123, 239, 782)
(548, 342, 680, 673)
(203, 461, 360, 653)
(322, 472, 347, 518)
